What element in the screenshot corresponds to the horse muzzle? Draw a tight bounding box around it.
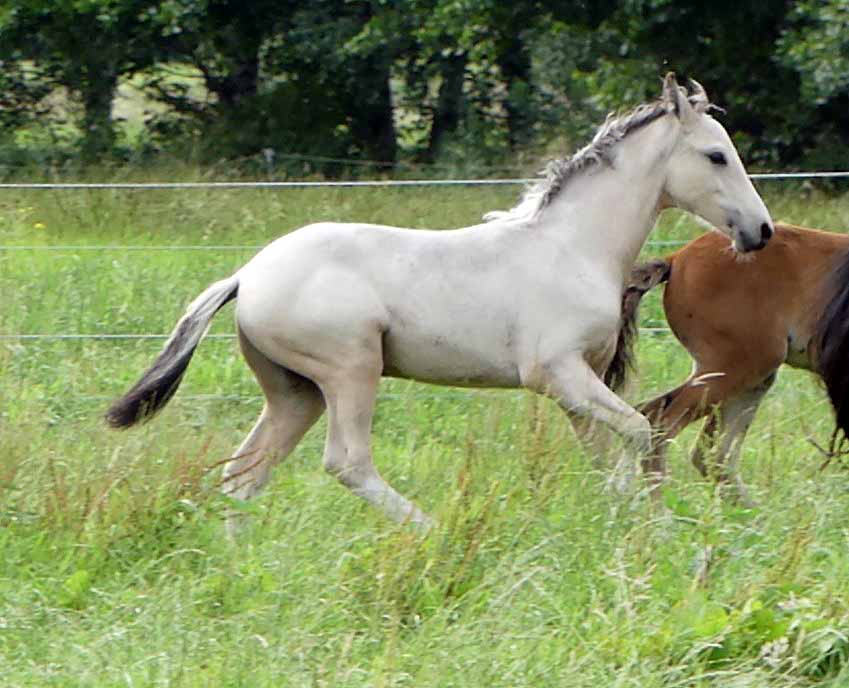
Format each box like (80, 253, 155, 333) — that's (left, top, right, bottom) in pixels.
(732, 218, 774, 253)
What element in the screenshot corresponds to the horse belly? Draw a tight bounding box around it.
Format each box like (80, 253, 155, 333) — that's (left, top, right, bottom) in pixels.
(381, 325, 520, 388)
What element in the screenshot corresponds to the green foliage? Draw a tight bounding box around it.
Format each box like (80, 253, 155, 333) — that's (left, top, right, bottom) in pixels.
(1, 1, 846, 169)
(58, 568, 93, 609)
(0, 61, 52, 132)
(0, 0, 165, 160)
(649, 585, 849, 680)
(778, 0, 849, 104)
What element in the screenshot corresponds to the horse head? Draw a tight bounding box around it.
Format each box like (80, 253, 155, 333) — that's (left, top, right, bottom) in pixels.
(660, 73, 774, 253)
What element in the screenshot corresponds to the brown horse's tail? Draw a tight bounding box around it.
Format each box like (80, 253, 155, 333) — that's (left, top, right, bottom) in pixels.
(814, 247, 849, 447)
(605, 258, 672, 391)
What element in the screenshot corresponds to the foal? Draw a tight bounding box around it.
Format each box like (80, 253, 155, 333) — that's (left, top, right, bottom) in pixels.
(624, 223, 849, 502)
(106, 75, 772, 534)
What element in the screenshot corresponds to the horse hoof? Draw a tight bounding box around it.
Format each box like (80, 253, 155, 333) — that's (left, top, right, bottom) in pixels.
(604, 472, 636, 496)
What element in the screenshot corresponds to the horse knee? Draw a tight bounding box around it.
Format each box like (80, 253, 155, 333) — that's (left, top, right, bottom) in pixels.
(623, 413, 652, 454)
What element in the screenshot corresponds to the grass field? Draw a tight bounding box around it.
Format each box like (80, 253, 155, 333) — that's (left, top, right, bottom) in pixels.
(3, 176, 849, 687)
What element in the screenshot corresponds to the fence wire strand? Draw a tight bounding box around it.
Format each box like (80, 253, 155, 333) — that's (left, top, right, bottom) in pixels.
(1, 327, 673, 341)
(4, 171, 846, 345)
(1, 171, 848, 190)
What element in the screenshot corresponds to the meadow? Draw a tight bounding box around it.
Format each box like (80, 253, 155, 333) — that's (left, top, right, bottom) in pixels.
(2, 173, 849, 687)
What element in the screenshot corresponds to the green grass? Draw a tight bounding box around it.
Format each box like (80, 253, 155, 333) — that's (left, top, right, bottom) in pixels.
(2, 177, 849, 686)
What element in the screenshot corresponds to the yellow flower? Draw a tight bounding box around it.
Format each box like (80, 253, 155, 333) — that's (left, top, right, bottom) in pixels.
(33, 222, 46, 230)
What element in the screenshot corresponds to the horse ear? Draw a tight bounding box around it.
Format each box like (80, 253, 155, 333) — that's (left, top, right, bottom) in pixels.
(687, 78, 709, 114)
(662, 72, 698, 125)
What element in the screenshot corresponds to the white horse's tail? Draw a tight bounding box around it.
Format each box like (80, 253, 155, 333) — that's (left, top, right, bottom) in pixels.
(106, 275, 239, 428)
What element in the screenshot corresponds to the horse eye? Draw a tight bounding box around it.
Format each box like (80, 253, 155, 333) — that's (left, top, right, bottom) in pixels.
(707, 151, 727, 166)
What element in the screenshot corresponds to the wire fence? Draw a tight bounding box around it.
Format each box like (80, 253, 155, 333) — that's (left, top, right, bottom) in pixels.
(0, 328, 674, 342)
(1, 170, 849, 190)
(0, 179, 530, 190)
(0, 239, 692, 251)
(3, 170, 848, 345)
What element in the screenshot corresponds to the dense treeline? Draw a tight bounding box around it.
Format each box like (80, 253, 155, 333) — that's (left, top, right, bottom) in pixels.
(1, 0, 847, 174)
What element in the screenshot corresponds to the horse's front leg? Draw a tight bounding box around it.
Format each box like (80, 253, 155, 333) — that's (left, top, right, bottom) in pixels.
(569, 416, 618, 469)
(528, 355, 652, 494)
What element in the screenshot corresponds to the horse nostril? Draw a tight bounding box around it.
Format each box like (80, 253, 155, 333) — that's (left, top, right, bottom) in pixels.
(760, 222, 773, 241)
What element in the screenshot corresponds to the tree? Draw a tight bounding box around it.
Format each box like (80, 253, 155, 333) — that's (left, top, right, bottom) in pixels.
(569, 0, 848, 167)
(775, 0, 849, 167)
(0, 0, 163, 160)
(2, 0, 845, 170)
(0, 59, 51, 133)
(148, 0, 291, 108)
(395, 0, 619, 161)
(144, 0, 400, 168)
(778, 0, 849, 104)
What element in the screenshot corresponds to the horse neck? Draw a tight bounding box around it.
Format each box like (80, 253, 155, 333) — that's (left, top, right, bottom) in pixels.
(540, 115, 678, 285)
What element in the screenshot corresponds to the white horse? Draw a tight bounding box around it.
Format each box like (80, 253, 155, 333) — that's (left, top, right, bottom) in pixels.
(107, 74, 773, 532)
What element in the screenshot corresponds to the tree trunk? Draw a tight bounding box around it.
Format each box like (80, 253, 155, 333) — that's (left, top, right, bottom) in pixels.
(422, 52, 467, 163)
(347, 56, 397, 168)
(80, 66, 118, 162)
(495, 37, 532, 149)
(204, 58, 260, 108)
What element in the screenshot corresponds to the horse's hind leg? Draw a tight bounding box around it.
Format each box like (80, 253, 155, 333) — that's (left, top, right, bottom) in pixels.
(319, 346, 432, 527)
(689, 412, 720, 478)
(223, 332, 325, 537)
(638, 367, 776, 504)
(638, 373, 740, 494)
(702, 374, 775, 506)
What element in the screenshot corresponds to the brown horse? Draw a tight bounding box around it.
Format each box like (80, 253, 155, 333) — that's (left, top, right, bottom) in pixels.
(620, 223, 849, 503)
